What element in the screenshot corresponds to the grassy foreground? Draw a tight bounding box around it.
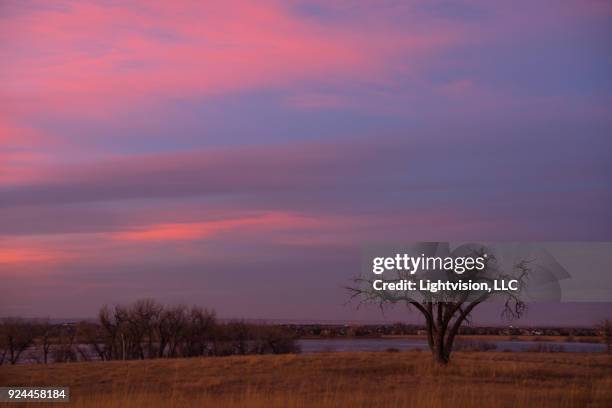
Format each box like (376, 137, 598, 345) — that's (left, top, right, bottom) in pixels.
(1, 352, 611, 407)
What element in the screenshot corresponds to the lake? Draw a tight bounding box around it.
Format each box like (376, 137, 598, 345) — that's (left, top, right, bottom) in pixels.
(14, 338, 606, 365)
(297, 338, 606, 353)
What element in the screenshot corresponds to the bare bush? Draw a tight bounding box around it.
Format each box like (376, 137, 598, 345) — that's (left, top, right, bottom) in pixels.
(0, 318, 37, 365)
(453, 339, 497, 352)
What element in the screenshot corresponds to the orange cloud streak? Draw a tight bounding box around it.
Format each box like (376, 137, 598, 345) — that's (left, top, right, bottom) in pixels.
(0, 247, 70, 265)
(112, 212, 318, 243)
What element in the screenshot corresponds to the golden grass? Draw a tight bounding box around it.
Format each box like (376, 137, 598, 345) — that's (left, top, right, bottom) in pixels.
(1, 352, 611, 407)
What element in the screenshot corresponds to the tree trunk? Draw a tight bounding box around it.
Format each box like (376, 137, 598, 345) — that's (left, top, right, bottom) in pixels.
(426, 302, 470, 366)
(432, 328, 450, 365)
(121, 333, 126, 360)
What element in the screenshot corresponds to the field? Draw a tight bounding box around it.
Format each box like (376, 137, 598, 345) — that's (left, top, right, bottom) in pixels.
(1, 351, 611, 407)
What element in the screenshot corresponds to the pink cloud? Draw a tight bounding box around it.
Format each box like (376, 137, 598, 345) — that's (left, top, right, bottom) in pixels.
(0, 1, 462, 117)
(0, 151, 48, 186)
(0, 120, 60, 185)
(0, 120, 45, 148)
(0, 243, 75, 277)
(112, 212, 318, 243)
(0, 248, 58, 264)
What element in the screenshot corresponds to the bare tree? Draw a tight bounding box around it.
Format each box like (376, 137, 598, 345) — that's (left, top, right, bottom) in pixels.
(97, 302, 157, 360)
(99, 305, 125, 360)
(182, 306, 216, 357)
(134, 299, 163, 359)
(163, 305, 188, 358)
(227, 321, 250, 355)
(91, 299, 297, 361)
(97, 301, 216, 360)
(79, 321, 109, 361)
(0, 318, 37, 365)
(124, 299, 162, 359)
(51, 324, 78, 363)
(251, 325, 301, 355)
(153, 308, 171, 358)
(36, 319, 55, 364)
(348, 243, 535, 365)
(0, 339, 5, 365)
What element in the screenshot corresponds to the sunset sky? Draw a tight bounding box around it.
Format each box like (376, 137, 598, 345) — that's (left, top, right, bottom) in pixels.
(1, 0, 611, 323)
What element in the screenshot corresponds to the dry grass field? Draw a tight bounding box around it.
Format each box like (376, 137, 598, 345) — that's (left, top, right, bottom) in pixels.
(1, 351, 611, 407)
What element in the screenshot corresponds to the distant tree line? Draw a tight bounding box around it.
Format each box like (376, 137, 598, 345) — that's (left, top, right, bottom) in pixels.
(284, 323, 602, 339)
(0, 299, 299, 365)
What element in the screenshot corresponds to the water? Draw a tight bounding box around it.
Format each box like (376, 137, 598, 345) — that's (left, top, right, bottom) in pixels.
(297, 338, 606, 353)
(15, 339, 606, 364)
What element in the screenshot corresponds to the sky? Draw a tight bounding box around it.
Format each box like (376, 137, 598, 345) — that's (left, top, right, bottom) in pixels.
(1, 0, 611, 324)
